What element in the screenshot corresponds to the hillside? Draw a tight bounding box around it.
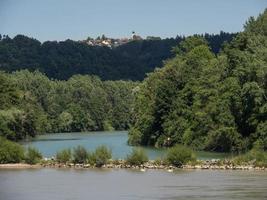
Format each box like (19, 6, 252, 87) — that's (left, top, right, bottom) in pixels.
(0, 32, 235, 80)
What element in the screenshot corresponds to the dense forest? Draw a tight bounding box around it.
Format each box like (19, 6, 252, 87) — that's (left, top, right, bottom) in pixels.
(128, 10, 267, 152)
(0, 32, 235, 81)
(0, 70, 136, 141)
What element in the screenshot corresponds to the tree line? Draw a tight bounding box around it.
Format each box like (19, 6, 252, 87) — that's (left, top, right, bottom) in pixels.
(0, 70, 136, 141)
(0, 32, 235, 81)
(128, 9, 267, 153)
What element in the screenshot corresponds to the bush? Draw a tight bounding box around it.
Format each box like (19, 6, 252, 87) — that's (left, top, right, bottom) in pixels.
(25, 147, 43, 164)
(165, 145, 195, 167)
(73, 145, 88, 164)
(56, 148, 72, 164)
(126, 148, 148, 166)
(91, 145, 112, 167)
(232, 148, 267, 167)
(0, 137, 24, 163)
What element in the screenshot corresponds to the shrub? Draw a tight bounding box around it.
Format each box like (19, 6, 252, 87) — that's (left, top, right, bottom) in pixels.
(73, 145, 88, 164)
(0, 137, 24, 163)
(232, 148, 267, 167)
(56, 148, 72, 163)
(126, 148, 148, 166)
(25, 147, 43, 164)
(165, 145, 195, 167)
(91, 145, 112, 167)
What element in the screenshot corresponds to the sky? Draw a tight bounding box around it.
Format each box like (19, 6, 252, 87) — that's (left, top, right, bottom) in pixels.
(0, 0, 267, 42)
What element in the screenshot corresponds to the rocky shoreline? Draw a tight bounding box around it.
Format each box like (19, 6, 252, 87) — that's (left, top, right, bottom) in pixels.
(0, 160, 266, 171)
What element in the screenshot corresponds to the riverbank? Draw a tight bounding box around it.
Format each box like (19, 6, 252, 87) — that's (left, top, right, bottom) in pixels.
(0, 160, 266, 171)
(0, 163, 41, 169)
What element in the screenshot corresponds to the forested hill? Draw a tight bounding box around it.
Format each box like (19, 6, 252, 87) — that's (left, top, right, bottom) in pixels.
(0, 32, 235, 80)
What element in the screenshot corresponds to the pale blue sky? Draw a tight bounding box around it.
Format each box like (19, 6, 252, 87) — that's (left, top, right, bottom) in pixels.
(0, 0, 267, 41)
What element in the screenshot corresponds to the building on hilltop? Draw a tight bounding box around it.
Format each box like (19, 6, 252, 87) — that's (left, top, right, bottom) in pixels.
(132, 31, 142, 41)
(81, 32, 143, 48)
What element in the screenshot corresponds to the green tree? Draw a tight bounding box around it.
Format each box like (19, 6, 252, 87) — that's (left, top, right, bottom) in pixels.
(205, 127, 243, 152)
(0, 72, 19, 109)
(129, 10, 267, 153)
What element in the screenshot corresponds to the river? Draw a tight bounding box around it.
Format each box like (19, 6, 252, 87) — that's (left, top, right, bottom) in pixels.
(20, 131, 230, 160)
(0, 168, 266, 200)
(2, 131, 267, 200)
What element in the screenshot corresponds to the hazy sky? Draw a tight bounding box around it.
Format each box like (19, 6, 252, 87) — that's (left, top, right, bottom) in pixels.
(1, 0, 267, 41)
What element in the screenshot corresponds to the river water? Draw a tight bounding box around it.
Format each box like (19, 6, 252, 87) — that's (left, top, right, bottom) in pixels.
(20, 131, 230, 160)
(0, 168, 266, 200)
(2, 131, 267, 200)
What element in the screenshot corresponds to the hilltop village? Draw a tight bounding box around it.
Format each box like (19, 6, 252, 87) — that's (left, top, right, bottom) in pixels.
(80, 32, 161, 48)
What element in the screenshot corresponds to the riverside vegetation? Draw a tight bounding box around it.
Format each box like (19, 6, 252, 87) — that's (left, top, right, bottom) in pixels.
(0, 70, 137, 141)
(129, 9, 267, 154)
(0, 10, 267, 166)
(0, 137, 266, 170)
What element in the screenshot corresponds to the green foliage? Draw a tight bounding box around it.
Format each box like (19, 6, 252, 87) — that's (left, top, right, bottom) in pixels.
(0, 69, 136, 141)
(25, 147, 42, 164)
(172, 36, 208, 55)
(0, 10, 265, 156)
(129, 10, 267, 152)
(73, 145, 88, 164)
(165, 145, 195, 167)
(204, 127, 243, 152)
(56, 148, 72, 163)
(103, 120, 114, 131)
(126, 148, 148, 166)
(0, 33, 234, 81)
(128, 128, 142, 146)
(251, 122, 267, 151)
(58, 112, 73, 132)
(0, 137, 24, 163)
(0, 72, 19, 109)
(0, 108, 37, 141)
(90, 145, 112, 167)
(232, 148, 267, 167)
(0, 33, 235, 142)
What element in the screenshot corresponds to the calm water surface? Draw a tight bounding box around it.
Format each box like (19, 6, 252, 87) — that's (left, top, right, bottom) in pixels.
(21, 131, 230, 160)
(0, 168, 266, 200)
